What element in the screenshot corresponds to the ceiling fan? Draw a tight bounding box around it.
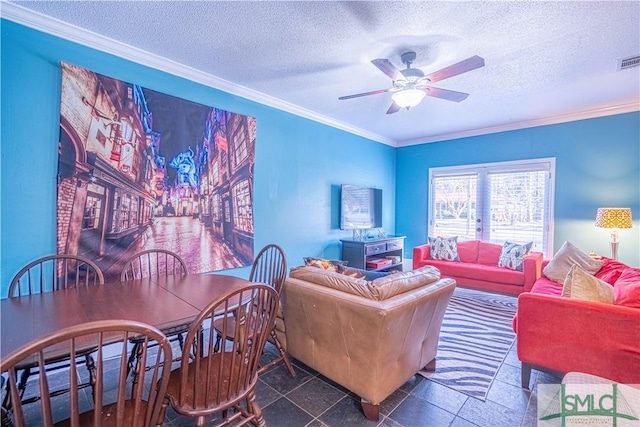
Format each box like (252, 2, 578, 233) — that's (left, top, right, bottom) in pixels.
(338, 51, 485, 114)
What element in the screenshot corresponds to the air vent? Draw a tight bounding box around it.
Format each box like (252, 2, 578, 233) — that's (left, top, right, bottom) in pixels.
(618, 55, 640, 71)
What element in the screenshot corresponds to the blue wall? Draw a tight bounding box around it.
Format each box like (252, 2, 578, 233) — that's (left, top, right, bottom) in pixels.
(0, 21, 396, 296)
(2, 20, 639, 298)
(396, 113, 640, 266)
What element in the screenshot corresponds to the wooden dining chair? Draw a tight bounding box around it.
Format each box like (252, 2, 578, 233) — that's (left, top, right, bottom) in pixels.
(120, 249, 188, 281)
(119, 249, 189, 379)
(4, 254, 105, 409)
(213, 244, 295, 377)
(1, 319, 172, 427)
(9, 253, 105, 297)
(155, 284, 279, 427)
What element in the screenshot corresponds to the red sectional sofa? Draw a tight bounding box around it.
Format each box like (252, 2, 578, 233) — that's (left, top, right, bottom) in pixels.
(413, 240, 544, 296)
(514, 258, 640, 388)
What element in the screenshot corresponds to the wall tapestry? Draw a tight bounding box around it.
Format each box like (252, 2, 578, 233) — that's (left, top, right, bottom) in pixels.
(57, 62, 255, 282)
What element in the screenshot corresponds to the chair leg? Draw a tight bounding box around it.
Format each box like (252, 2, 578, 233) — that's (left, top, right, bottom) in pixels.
(84, 354, 97, 401)
(246, 390, 266, 427)
(1, 405, 12, 427)
(127, 342, 140, 379)
(177, 332, 184, 350)
(257, 331, 296, 377)
(214, 334, 222, 353)
(155, 396, 169, 427)
(2, 368, 36, 418)
(1, 371, 15, 411)
(129, 342, 144, 395)
(271, 331, 295, 377)
(198, 328, 205, 358)
(17, 369, 30, 402)
(1, 374, 15, 425)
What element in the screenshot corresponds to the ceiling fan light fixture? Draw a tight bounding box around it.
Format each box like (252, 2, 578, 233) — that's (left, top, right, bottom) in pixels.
(392, 88, 426, 108)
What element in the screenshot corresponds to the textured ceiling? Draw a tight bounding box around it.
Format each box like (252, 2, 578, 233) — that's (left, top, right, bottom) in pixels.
(4, 1, 640, 146)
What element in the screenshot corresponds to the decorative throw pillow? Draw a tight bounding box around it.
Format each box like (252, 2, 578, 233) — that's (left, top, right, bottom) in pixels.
(428, 236, 460, 261)
(542, 241, 604, 284)
(613, 267, 640, 308)
(561, 264, 614, 304)
(497, 241, 533, 271)
(303, 257, 347, 272)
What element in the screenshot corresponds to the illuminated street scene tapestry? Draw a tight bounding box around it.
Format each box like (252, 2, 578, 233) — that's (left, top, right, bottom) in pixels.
(57, 62, 255, 282)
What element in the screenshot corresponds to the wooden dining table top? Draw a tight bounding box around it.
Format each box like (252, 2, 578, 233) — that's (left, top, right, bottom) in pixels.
(0, 273, 252, 361)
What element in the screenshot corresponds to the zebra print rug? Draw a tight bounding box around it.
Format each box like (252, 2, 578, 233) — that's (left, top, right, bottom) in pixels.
(419, 286, 517, 400)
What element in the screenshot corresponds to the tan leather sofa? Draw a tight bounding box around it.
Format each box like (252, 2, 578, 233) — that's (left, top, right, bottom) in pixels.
(275, 265, 456, 421)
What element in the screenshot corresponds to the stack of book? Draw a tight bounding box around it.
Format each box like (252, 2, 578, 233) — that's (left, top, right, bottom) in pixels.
(366, 258, 393, 269)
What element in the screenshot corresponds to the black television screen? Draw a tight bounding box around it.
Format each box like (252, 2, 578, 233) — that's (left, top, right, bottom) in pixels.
(340, 184, 382, 230)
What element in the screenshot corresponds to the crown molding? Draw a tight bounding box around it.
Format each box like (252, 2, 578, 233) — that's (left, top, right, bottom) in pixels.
(2, 2, 637, 149)
(397, 102, 640, 147)
(0, 1, 397, 147)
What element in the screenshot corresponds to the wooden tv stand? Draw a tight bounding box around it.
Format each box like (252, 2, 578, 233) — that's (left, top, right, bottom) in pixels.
(340, 236, 405, 272)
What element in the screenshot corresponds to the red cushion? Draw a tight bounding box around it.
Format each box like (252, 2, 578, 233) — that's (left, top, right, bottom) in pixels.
(530, 277, 563, 296)
(614, 267, 640, 308)
(477, 242, 503, 265)
(595, 257, 629, 285)
(430, 260, 524, 285)
(457, 240, 479, 263)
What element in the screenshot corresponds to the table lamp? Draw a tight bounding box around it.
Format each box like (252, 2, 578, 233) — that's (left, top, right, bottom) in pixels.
(594, 207, 633, 260)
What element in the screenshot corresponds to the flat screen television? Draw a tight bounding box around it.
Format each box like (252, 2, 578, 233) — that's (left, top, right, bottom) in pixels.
(340, 184, 382, 230)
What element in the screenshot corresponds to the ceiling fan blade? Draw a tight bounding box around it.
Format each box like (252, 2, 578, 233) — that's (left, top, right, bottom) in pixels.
(424, 87, 470, 102)
(426, 55, 485, 83)
(338, 88, 390, 100)
(371, 58, 402, 80)
(386, 102, 401, 114)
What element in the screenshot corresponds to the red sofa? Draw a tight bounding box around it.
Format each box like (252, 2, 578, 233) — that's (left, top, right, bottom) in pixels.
(413, 240, 543, 296)
(514, 258, 640, 388)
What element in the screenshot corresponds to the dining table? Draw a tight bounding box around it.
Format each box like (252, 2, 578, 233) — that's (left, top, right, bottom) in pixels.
(0, 273, 253, 361)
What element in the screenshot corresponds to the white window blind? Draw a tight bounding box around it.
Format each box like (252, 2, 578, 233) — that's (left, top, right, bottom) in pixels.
(431, 174, 478, 241)
(429, 158, 555, 256)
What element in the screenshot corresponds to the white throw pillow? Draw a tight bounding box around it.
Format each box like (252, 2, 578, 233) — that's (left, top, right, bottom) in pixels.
(428, 236, 460, 261)
(543, 241, 604, 284)
(497, 241, 533, 271)
(561, 264, 614, 304)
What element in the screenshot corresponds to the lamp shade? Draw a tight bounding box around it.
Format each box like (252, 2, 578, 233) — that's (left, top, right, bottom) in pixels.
(594, 208, 633, 229)
(392, 89, 426, 108)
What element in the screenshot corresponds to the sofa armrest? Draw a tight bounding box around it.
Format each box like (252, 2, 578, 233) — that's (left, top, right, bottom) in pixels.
(522, 251, 543, 292)
(516, 292, 640, 384)
(412, 244, 431, 269)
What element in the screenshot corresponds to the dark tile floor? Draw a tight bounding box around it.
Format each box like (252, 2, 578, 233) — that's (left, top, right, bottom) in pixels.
(161, 341, 562, 427)
(8, 335, 562, 427)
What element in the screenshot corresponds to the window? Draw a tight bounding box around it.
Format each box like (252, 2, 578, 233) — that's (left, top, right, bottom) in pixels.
(120, 193, 131, 230)
(82, 195, 102, 230)
(212, 161, 219, 186)
(232, 179, 253, 233)
(429, 158, 555, 256)
(231, 123, 249, 169)
(212, 194, 220, 221)
(111, 190, 120, 232)
(130, 196, 139, 227)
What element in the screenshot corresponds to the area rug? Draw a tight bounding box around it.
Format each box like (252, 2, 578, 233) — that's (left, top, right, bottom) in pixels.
(419, 287, 517, 401)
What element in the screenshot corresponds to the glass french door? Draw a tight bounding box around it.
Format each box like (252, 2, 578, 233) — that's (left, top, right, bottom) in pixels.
(429, 158, 555, 256)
